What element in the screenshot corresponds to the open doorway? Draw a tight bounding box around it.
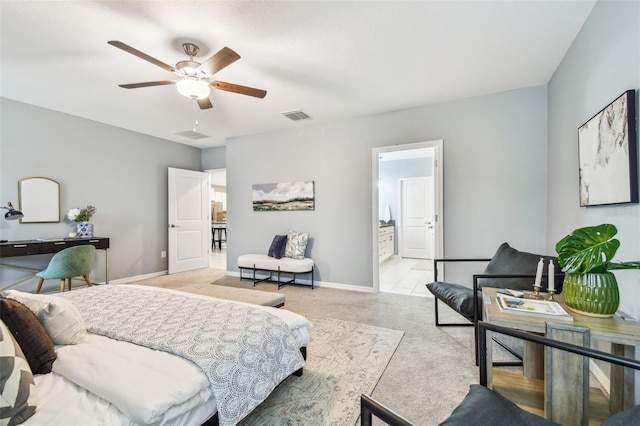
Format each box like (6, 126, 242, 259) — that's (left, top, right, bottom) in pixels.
(206, 168, 227, 271)
(372, 140, 443, 296)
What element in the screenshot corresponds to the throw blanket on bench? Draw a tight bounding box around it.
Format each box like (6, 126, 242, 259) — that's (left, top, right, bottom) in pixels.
(60, 285, 305, 426)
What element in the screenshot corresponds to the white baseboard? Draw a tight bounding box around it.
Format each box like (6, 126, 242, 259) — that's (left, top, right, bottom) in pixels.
(314, 281, 377, 293)
(109, 270, 168, 284)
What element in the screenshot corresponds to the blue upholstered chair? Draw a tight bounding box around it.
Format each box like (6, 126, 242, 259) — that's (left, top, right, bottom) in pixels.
(35, 245, 96, 293)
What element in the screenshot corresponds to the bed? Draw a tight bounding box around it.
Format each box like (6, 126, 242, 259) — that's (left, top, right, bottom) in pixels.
(0, 284, 313, 426)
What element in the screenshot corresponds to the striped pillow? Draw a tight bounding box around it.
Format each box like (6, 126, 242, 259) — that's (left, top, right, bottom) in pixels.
(0, 319, 37, 425)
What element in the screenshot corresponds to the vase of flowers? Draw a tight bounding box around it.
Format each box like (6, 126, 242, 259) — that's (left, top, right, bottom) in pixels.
(67, 205, 97, 238)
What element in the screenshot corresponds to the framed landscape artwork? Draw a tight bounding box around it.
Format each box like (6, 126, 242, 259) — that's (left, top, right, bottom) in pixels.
(252, 181, 315, 211)
(578, 90, 638, 206)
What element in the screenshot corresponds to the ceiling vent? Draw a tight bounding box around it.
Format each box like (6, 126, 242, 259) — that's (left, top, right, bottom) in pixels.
(175, 130, 210, 140)
(282, 109, 311, 121)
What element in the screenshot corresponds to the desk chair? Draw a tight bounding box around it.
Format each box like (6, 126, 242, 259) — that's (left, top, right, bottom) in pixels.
(35, 245, 96, 293)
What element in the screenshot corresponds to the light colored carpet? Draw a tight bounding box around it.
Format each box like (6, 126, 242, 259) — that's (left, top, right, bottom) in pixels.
(239, 316, 403, 425)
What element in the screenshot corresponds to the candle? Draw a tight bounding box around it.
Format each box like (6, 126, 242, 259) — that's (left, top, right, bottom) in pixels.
(534, 257, 544, 288)
(548, 260, 555, 292)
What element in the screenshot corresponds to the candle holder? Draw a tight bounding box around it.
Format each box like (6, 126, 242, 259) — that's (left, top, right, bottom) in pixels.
(547, 289, 556, 301)
(527, 284, 545, 300)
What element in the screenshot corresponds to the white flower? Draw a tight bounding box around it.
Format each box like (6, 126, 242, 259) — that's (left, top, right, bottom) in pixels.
(67, 208, 81, 221)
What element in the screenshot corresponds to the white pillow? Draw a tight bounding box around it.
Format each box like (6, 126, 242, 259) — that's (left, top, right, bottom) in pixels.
(284, 229, 310, 260)
(3, 290, 88, 345)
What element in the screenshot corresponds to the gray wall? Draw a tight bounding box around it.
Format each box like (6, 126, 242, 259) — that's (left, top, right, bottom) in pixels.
(547, 0, 640, 319)
(0, 98, 202, 292)
(226, 85, 549, 288)
(202, 146, 226, 170)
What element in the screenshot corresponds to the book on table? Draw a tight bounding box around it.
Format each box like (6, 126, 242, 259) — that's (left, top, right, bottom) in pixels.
(496, 294, 573, 321)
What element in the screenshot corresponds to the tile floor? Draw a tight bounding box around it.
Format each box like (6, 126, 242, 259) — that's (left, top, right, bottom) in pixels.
(379, 256, 434, 297)
(210, 247, 226, 270)
(210, 249, 433, 298)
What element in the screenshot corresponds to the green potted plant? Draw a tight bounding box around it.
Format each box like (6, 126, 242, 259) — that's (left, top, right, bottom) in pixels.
(555, 223, 640, 317)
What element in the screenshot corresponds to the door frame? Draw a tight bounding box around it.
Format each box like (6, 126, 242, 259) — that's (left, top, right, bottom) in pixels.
(372, 140, 444, 293)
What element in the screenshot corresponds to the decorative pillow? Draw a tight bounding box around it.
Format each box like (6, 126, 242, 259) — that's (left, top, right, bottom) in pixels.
(440, 384, 559, 426)
(284, 230, 309, 260)
(481, 243, 562, 292)
(267, 235, 288, 259)
(3, 290, 88, 345)
(0, 320, 37, 425)
(602, 405, 640, 425)
(0, 298, 57, 374)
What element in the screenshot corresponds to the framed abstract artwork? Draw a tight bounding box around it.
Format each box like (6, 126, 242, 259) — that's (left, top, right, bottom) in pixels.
(578, 90, 638, 206)
(252, 181, 315, 211)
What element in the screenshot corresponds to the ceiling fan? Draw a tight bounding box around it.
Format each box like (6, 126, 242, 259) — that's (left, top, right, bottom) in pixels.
(108, 41, 267, 109)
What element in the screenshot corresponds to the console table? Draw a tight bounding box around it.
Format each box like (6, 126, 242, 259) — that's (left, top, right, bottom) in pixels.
(0, 237, 110, 290)
(482, 287, 640, 425)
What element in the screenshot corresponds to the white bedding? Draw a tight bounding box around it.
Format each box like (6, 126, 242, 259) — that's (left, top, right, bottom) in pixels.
(53, 333, 214, 425)
(31, 371, 217, 426)
(22, 285, 313, 426)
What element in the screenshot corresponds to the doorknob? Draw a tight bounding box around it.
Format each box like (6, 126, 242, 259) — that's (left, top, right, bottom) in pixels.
(170, 224, 180, 228)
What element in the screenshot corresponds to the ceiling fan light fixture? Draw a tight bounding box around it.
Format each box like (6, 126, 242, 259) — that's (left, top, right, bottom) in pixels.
(176, 60, 201, 75)
(176, 79, 210, 99)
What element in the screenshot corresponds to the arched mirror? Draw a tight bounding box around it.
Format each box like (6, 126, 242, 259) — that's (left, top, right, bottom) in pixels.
(19, 177, 60, 223)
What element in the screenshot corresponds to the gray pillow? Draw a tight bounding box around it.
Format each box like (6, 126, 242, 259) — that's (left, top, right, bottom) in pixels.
(440, 385, 559, 426)
(267, 235, 288, 259)
(481, 243, 561, 292)
(602, 405, 640, 425)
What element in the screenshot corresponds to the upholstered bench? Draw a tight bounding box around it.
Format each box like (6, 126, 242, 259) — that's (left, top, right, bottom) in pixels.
(238, 254, 314, 289)
(209, 284, 285, 308)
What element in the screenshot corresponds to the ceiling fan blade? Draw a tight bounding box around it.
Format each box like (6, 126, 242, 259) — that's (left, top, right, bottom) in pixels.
(108, 40, 175, 73)
(118, 81, 177, 89)
(197, 47, 241, 76)
(197, 97, 213, 109)
(211, 81, 267, 99)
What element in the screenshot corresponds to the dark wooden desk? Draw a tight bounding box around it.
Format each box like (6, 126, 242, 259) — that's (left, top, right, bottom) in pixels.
(0, 237, 110, 288)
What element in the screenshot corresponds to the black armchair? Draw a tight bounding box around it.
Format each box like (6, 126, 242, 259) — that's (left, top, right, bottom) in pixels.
(360, 322, 640, 426)
(426, 243, 564, 364)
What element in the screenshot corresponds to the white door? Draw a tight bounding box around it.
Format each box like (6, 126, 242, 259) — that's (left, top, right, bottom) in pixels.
(400, 176, 434, 259)
(168, 167, 210, 274)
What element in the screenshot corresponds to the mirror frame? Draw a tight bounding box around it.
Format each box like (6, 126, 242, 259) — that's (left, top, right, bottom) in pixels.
(18, 177, 61, 223)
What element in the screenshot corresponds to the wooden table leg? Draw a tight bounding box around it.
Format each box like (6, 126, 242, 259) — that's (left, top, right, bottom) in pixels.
(524, 340, 545, 379)
(545, 324, 590, 426)
(610, 343, 635, 413)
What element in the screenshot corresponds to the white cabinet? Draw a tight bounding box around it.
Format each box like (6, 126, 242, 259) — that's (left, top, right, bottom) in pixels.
(379, 225, 394, 263)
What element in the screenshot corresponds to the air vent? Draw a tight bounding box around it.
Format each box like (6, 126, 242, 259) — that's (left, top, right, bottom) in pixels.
(175, 130, 210, 140)
(282, 109, 311, 121)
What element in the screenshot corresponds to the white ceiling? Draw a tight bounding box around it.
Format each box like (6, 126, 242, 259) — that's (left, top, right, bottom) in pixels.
(0, 1, 595, 149)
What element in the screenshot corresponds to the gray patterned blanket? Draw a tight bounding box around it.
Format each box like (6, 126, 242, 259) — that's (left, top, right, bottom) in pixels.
(59, 285, 305, 426)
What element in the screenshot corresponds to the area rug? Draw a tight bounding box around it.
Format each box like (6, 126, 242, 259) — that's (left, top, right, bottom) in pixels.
(239, 315, 404, 426)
